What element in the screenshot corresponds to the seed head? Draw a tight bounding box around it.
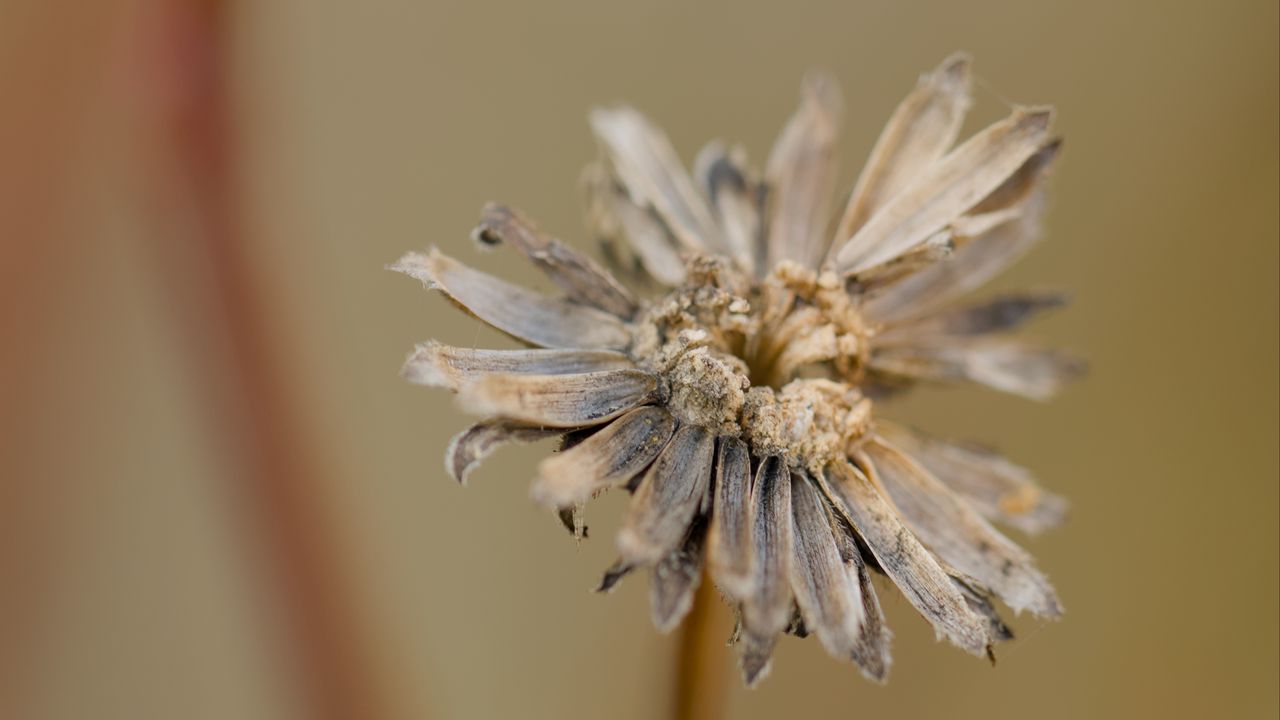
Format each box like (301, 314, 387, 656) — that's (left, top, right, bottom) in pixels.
(393, 52, 1079, 685)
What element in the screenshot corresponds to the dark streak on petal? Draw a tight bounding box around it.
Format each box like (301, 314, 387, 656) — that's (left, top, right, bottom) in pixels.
(458, 369, 661, 428)
(474, 203, 639, 318)
(651, 518, 707, 633)
(444, 420, 560, 485)
(617, 425, 715, 565)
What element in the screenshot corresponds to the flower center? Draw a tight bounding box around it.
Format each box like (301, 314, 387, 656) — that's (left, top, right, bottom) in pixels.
(630, 255, 873, 471)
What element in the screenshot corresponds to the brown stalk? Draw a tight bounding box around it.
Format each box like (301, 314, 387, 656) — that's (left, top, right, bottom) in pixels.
(128, 2, 403, 718)
(673, 576, 729, 720)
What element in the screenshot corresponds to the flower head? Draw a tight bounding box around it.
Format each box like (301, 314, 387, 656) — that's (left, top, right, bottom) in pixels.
(393, 52, 1078, 685)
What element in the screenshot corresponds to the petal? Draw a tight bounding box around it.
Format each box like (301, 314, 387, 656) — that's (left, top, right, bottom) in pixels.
(827, 506, 892, 682)
(694, 140, 762, 275)
(835, 107, 1054, 275)
(969, 137, 1062, 216)
(739, 631, 777, 688)
(473, 203, 639, 318)
(390, 248, 631, 350)
(583, 164, 688, 286)
(707, 437, 754, 599)
(557, 503, 589, 540)
(862, 151, 1058, 324)
(531, 405, 676, 508)
(869, 340, 1085, 401)
(457, 369, 660, 428)
(740, 456, 794, 663)
(847, 231, 955, 294)
(952, 574, 1014, 648)
(874, 290, 1069, 345)
(589, 107, 725, 254)
(877, 421, 1068, 534)
(788, 473, 866, 662)
(860, 437, 1062, 617)
(650, 519, 707, 633)
(833, 52, 972, 251)
(443, 420, 560, 485)
(821, 460, 991, 655)
(402, 341, 634, 390)
(764, 70, 843, 270)
(595, 559, 635, 594)
(617, 424, 715, 565)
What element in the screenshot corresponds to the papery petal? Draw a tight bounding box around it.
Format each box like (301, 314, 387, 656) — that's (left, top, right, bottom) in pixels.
(707, 437, 754, 599)
(457, 369, 660, 427)
(473, 203, 639, 318)
(833, 53, 972, 250)
(531, 406, 676, 508)
(738, 456, 794, 685)
(651, 519, 707, 633)
(821, 461, 991, 655)
(874, 290, 1069, 345)
(403, 341, 633, 390)
(788, 473, 866, 662)
(869, 340, 1084, 401)
(877, 422, 1068, 534)
(444, 420, 560, 485)
(764, 71, 843, 270)
(617, 425, 715, 565)
(391, 249, 631, 349)
(583, 163, 688, 286)
(836, 107, 1053, 275)
(590, 107, 726, 254)
(860, 437, 1062, 617)
(694, 141, 762, 275)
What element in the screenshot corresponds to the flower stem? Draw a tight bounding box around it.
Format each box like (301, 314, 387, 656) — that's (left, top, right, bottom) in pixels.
(673, 575, 728, 720)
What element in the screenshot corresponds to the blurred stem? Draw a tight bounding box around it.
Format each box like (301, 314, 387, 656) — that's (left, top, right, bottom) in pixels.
(673, 576, 727, 720)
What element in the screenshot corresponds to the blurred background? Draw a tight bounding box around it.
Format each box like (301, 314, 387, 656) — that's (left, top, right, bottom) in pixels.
(3, 0, 1276, 718)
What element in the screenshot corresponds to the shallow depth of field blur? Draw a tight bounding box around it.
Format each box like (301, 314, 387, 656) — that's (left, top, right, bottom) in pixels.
(4, 1, 1277, 718)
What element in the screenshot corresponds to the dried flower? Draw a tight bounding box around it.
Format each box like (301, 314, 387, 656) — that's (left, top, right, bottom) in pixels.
(393, 52, 1078, 686)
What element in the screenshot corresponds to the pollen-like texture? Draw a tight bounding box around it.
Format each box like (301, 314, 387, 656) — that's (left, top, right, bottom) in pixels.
(393, 52, 1079, 686)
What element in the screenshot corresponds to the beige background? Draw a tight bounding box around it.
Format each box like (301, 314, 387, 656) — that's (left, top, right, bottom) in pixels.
(4, 0, 1277, 718)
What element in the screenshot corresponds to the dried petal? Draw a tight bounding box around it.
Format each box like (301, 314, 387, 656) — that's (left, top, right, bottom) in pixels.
(444, 420, 559, 485)
(836, 107, 1054, 275)
(651, 520, 707, 633)
(869, 340, 1084, 401)
(694, 141, 761, 275)
(739, 632, 777, 688)
(473, 203, 639, 318)
(583, 164, 688, 286)
(863, 178, 1055, 325)
(764, 71, 843, 270)
(849, 231, 955, 294)
(391, 249, 631, 350)
(877, 422, 1068, 534)
(821, 460, 990, 655)
(969, 138, 1061, 216)
(617, 425, 715, 565)
(531, 406, 676, 508)
(875, 290, 1069, 345)
(952, 574, 1014, 646)
(834, 52, 972, 248)
(788, 473, 866, 661)
(590, 107, 725, 254)
(458, 369, 660, 428)
(742, 456, 794, 640)
(827, 506, 892, 682)
(595, 559, 635, 593)
(707, 437, 754, 599)
(861, 437, 1062, 617)
(557, 503, 589, 540)
(403, 341, 633, 390)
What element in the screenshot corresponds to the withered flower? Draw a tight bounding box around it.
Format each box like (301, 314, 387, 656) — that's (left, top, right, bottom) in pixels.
(393, 53, 1078, 685)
